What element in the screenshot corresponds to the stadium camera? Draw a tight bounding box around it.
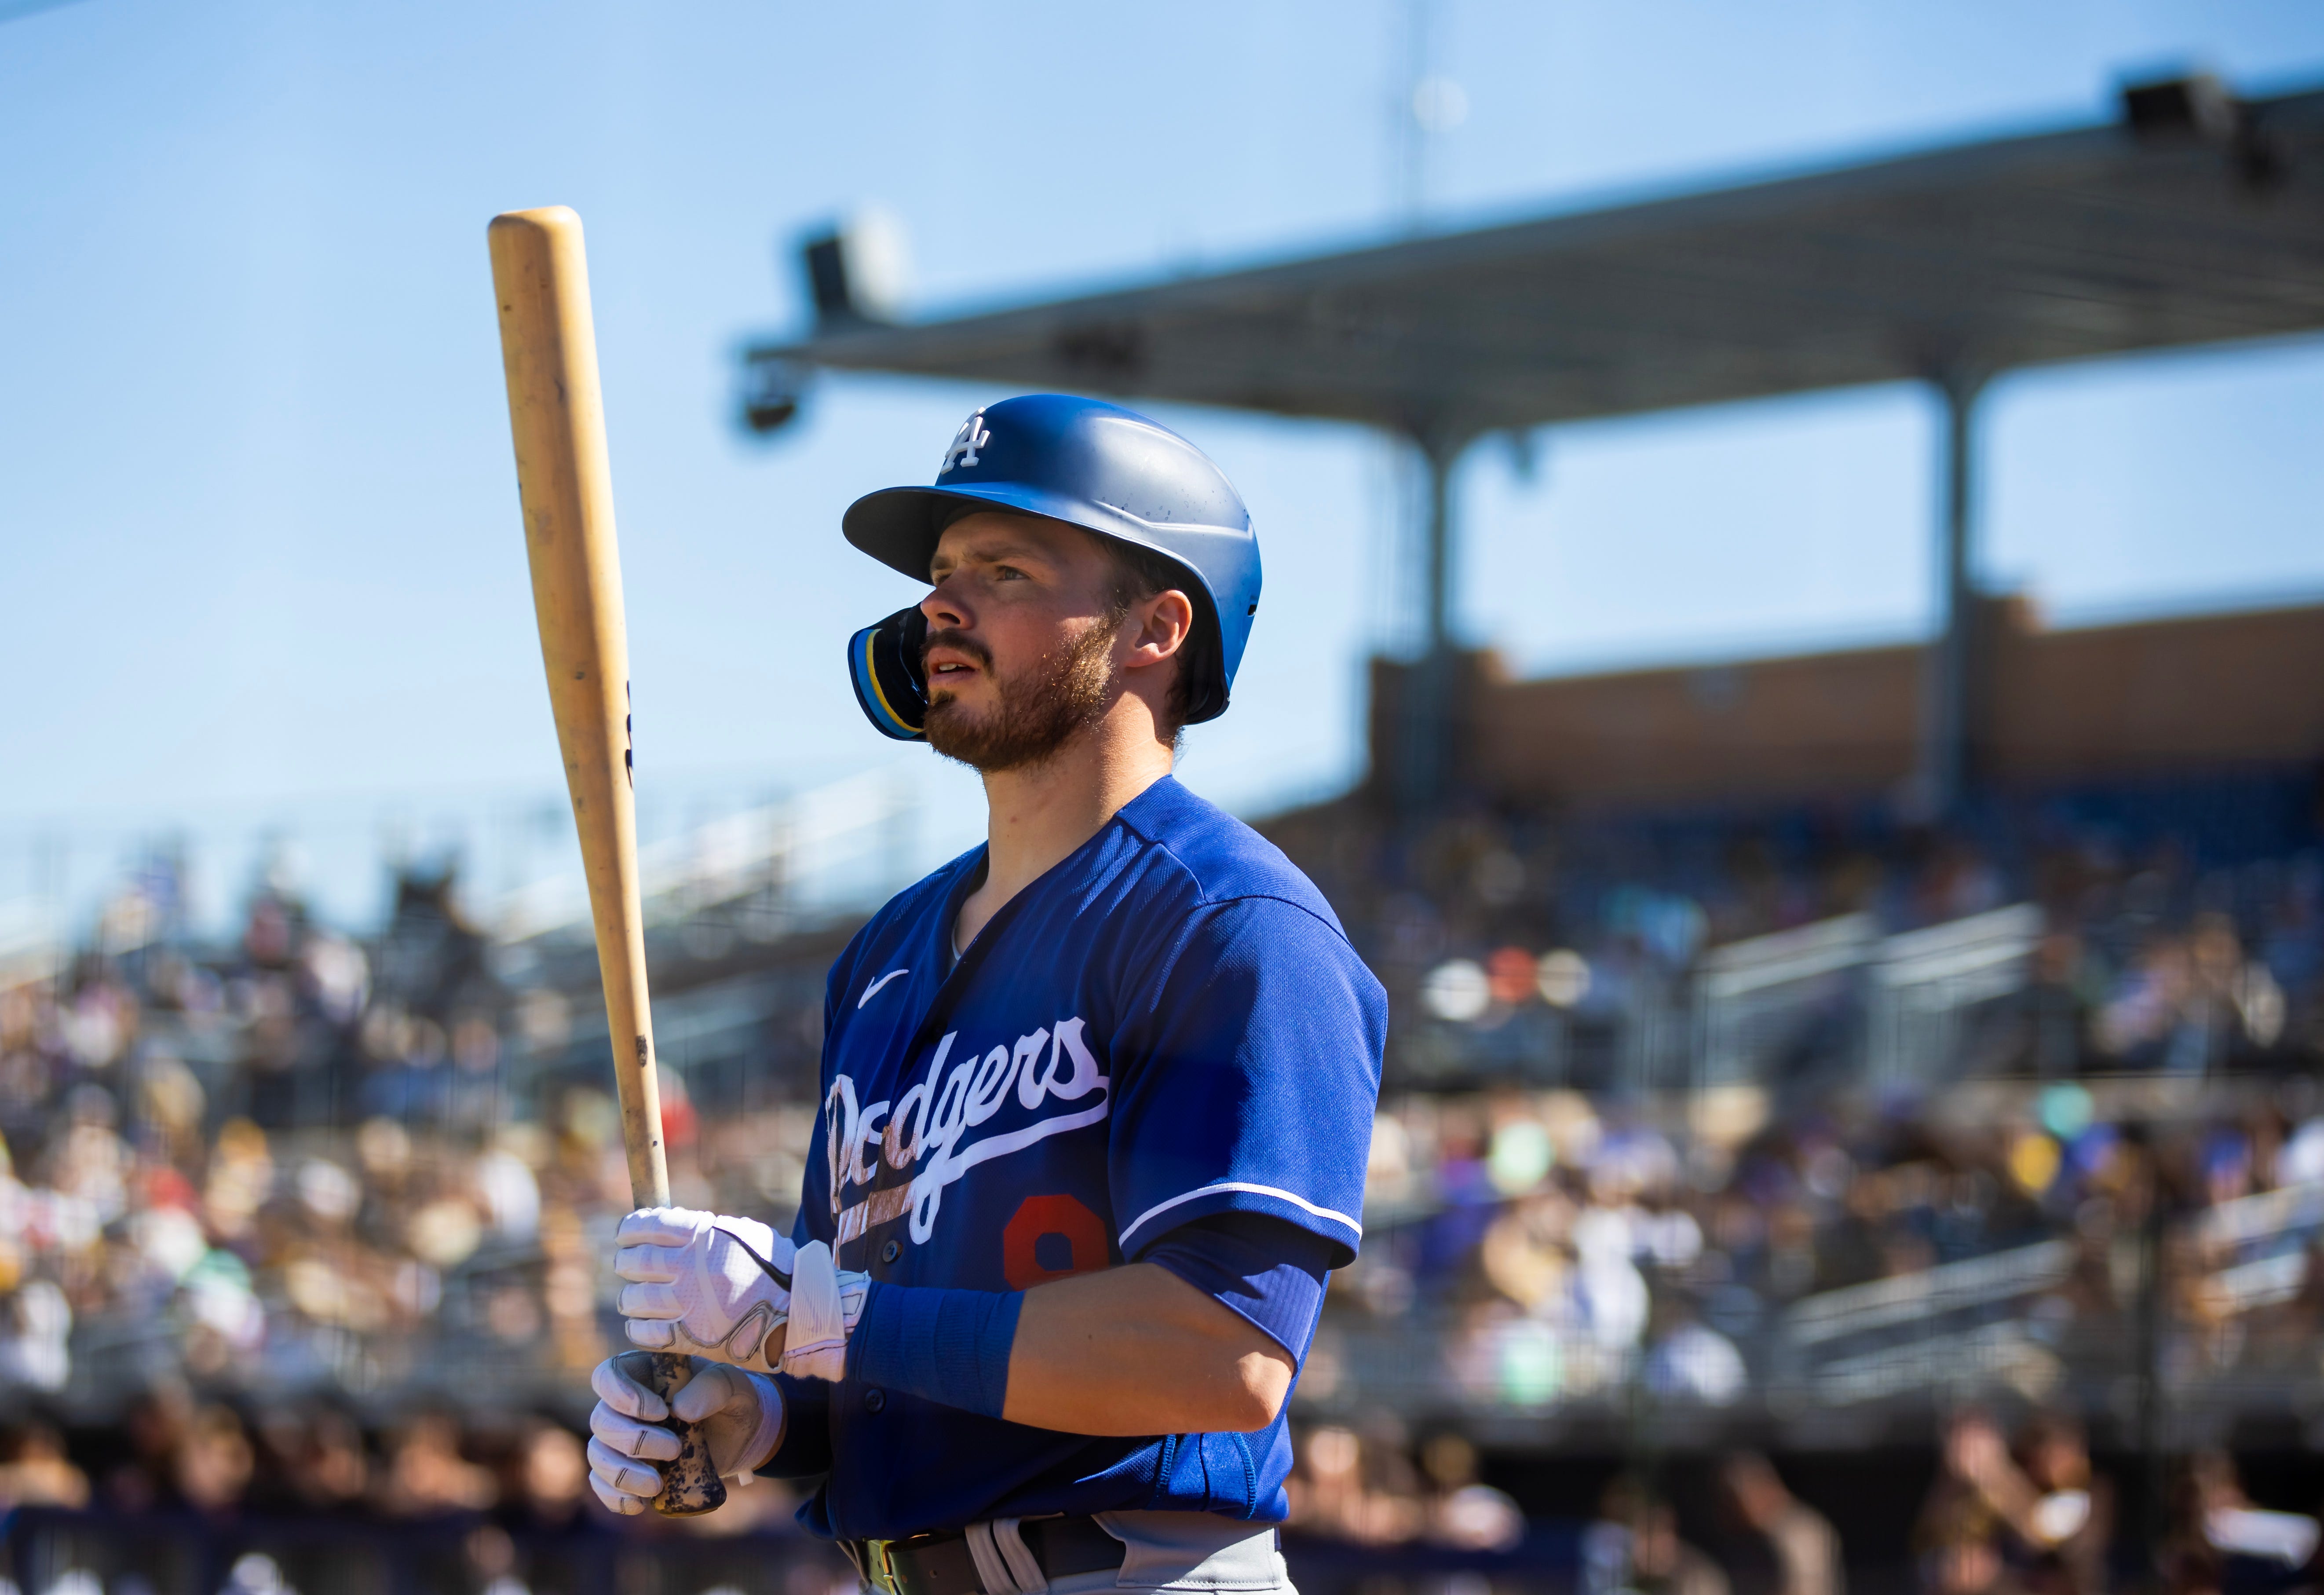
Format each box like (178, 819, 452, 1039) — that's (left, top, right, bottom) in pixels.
(737, 351, 812, 438)
(798, 205, 911, 330)
(2119, 72, 2283, 189)
(2120, 73, 2238, 142)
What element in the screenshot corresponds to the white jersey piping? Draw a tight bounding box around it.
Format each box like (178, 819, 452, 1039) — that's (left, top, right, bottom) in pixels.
(1116, 1181, 1363, 1252)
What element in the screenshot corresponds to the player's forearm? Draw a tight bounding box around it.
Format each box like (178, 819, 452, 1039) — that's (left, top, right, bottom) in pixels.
(766, 1261, 1293, 1434)
(1001, 1262, 1293, 1435)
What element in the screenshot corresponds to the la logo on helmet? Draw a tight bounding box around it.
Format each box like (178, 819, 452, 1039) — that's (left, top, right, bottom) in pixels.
(939, 412, 989, 475)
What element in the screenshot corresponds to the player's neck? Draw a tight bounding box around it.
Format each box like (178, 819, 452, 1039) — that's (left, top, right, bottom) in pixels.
(956, 709, 1174, 951)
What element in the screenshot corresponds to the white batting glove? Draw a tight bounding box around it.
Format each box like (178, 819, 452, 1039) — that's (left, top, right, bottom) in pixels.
(614, 1207, 868, 1377)
(614, 1207, 796, 1372)
(586, 1352, 783, 1515)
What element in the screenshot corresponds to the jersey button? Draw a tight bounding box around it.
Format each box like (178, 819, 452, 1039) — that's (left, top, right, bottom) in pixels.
(880, 1239, 901, 1265)
(862, 1388, 886, 1414)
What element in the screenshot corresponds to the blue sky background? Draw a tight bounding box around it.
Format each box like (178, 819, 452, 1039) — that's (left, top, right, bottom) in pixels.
(3, 0, 2321, 935)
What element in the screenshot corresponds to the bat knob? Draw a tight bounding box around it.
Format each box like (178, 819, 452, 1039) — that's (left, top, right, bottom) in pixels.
(648, 1352, 729, 1518)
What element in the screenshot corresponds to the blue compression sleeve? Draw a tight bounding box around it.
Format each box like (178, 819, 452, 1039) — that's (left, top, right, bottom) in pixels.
(845, 1280, 1023, 1419)
(1138, 1212, 1334, 1360)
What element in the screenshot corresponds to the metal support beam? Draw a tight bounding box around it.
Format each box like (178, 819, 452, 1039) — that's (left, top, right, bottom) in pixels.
(1397, 431, 1465, 812)
(1920, 370, 1986, 820)
(1422, 433, 1454, 661)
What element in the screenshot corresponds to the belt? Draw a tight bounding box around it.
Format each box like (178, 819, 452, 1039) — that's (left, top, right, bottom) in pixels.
(849, 1514, 1126, 1595)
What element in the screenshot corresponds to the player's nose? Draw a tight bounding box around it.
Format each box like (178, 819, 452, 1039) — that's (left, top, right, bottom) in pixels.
(921, 578, 970, 632)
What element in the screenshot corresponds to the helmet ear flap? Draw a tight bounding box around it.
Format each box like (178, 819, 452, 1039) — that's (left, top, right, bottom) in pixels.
(847, 606, 929, 741)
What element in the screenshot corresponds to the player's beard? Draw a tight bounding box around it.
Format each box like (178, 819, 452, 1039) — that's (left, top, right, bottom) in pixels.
(921, 611, 1124, 773)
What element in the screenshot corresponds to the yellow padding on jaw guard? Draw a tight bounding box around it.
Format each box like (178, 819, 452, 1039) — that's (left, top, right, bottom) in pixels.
(848, 607, 927, 741)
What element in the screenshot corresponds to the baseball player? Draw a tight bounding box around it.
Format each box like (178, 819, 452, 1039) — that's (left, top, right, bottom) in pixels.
(584, 395, 1387, 1595)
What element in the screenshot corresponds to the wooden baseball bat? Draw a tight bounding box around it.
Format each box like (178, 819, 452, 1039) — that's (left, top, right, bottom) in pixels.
(487, 205, 725, 1517)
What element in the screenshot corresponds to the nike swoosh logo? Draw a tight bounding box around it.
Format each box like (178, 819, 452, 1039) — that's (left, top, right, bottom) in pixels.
(857, 968, 910, 1009)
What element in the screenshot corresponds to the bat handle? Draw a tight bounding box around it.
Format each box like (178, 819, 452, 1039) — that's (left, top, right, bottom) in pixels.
(649, 1351, 729, 1517)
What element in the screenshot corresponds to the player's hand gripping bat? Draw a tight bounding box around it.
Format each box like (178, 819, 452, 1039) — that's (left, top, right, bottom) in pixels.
(487, 205, 725, 1517)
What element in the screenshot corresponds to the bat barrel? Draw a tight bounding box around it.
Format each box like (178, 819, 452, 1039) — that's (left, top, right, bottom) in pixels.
(487, 207, 671, 1212)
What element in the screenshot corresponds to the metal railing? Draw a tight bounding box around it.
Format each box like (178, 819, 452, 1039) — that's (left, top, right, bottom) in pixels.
(496, 767, 921, 945)
(1410, 903, 2054, 1092)
(1296, 1206, 2324, 1436)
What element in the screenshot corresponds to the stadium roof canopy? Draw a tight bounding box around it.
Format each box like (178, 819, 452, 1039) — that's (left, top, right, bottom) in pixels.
(745, 77, 2324, 814)
(748, 80, 2324, 445)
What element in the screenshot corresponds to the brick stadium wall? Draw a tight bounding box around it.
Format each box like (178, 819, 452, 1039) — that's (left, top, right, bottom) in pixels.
(1996, 599, 2324, 780)
(1385, 597, 2324, 807)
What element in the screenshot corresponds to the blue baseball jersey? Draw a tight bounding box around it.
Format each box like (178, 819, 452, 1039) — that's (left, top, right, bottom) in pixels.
(764, 775, 1386, 1540)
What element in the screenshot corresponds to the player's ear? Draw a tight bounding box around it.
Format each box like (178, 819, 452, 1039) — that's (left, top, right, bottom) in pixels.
(1121, 589, 1194, 672)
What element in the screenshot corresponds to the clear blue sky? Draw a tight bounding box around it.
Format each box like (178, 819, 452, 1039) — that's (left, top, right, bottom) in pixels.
(4, 0, 2321, 933)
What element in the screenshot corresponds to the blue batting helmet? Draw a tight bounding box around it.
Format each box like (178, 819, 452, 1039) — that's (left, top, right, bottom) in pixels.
(840, 395, 1262, 739)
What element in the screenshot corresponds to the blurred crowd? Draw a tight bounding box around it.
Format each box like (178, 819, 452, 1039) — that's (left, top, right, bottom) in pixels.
(1266, 779, 2324, 1086)
(1318, 1074, 2324, 1414)
(0, 1391, 818, 1538)
(1288, 1407, 2324, 1595)
(1279, 1420, 1854, 1588)
(0, 863, 813, 1417)
(2, 827, 2323, 1425)
(0, 772, 2314, 1587)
